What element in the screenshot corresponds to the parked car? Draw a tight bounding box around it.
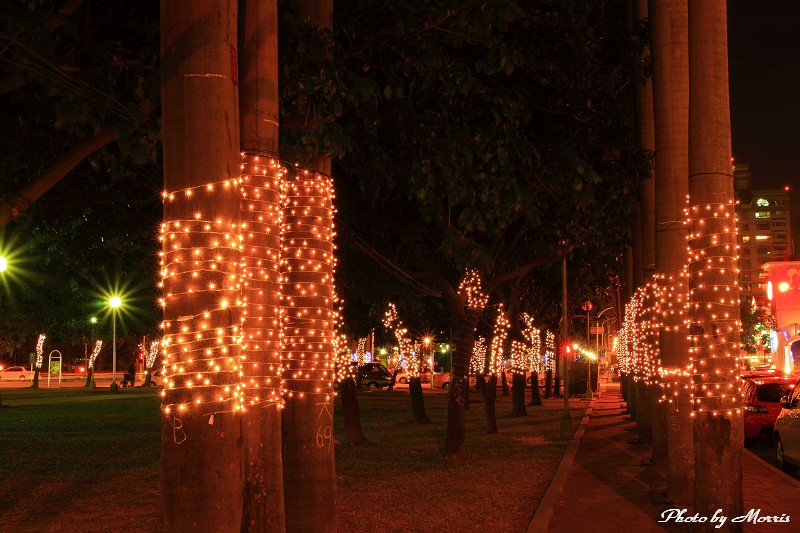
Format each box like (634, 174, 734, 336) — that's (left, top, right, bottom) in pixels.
(774, 376, 800, 472)
(397, 366, 451, 389)
(742, 376, 796, 445)
(0, 365, 31, 381)
(355, 362, 392, 389)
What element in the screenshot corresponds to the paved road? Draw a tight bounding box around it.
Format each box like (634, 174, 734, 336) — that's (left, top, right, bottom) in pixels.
(748, 434, 800, 482)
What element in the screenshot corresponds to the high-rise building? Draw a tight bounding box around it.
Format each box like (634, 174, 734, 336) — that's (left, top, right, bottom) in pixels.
(734, 164, 799, 307)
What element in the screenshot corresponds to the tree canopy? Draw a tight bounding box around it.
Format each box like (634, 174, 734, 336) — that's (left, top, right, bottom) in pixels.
(279, 0, 651, 332)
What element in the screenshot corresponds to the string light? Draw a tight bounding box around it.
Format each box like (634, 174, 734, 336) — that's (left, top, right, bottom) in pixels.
(35, 334, 45, 370)
(470, 337, 487, 374)
(88, 340, 103, 371)
(686, 198, 741, 416)
(488, 304, 510, 376)
(280, 170, 336, 402)
(160, 177, 246, 415)
(240, 153, 283, 409)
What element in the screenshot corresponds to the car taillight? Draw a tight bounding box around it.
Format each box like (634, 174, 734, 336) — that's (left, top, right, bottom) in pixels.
(743, 405, 768, 413)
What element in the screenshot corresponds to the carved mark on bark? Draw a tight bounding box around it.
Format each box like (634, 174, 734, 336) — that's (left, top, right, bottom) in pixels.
(171, 416, 187, 444)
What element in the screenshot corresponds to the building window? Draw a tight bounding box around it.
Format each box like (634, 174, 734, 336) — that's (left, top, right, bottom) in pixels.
(740, 224, 750, 231)
(741, 236, 751, 243)
(756, 198, 770, 207)
(755, 212, 771, 219)
(757, 223, 770, 230)
(741, 259, 752, 269)
(756, 248, 770, 255)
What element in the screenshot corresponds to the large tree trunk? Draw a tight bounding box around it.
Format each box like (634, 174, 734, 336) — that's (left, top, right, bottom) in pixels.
(339, 378, 367, 444)
(281, 0, 337, 530)
(635, 0, 666, 467)
(280, 170, 337, 532)
(444, 307, 481, 457)
(160, 2, 244, 530)
(650, 0, 694, 503)
(688, 0, 743, 526)
(239, 1, 286, 530)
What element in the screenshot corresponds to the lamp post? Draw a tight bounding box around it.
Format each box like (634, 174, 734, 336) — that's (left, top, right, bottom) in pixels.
(109, 296, 121, 391)
(0, 256, 7, 272)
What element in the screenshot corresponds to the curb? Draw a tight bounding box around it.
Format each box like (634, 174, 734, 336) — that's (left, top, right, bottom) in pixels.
(526, 397, 595, 533)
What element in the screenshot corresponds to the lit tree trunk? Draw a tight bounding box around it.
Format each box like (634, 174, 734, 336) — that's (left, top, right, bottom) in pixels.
(239, 1, 285, 530)
(280, 0, 337, 528)
(160, 1, 244, 530)
(688, 0, 743, 526)
(651, 0, 693, 504)
(635, 0, 666, 467)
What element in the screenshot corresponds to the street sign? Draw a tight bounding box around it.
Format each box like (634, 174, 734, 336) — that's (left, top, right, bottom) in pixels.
(582, 301, 593, 311)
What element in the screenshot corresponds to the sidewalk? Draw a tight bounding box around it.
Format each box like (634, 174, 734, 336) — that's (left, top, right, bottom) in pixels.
(528, 382, 800, 532)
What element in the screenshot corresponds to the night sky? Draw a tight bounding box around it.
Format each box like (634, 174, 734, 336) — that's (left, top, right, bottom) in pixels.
(728, 0, 800, 189)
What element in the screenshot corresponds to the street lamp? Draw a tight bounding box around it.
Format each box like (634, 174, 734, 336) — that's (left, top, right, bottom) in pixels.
(560, 254, 573, 439)
(0, 256, 7, 272)
(109, 296, 121, 391)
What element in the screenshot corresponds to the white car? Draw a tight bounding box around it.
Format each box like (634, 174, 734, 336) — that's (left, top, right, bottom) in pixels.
(0, 365, 31, 381)
(774, 376, 800, 472)
(397, 366, 451, 389)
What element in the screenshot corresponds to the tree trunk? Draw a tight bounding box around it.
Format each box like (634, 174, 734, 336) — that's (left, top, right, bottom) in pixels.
(511, 373, 527, 416)
(31, 369, 41, 389)
(484, 374, 498, 433)
(650, 0, 694, 503)
(160, 2, 244, 530)
(688, 0, 743, 525)
(528, 371, 542, 406)
(339, 377, 367, 444)
(634, 379, 652, 443)
(476, 372, 486, 398)
(552, 368, 560, 397)
(500, 369, 510, 396)
(543, 369, 552, 399)
(408, 377, 430, 423)
(84, 368, 94, 388)
(239, 1, 286, 530)
(388, 367, 400, 391)
(281, 0, 337, 530)
(444, 307, 481, 457)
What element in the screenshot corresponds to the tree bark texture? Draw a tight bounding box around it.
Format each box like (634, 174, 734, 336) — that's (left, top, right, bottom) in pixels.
(688, 0, 743, 526)
(160, 2, 244, 530)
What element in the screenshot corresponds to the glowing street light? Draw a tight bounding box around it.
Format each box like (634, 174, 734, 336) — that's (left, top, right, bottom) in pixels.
(109, 296, 122, 391)
(0, 256, 7, 272)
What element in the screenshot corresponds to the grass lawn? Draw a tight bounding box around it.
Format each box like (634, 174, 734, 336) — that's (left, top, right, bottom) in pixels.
(0, 386, 586, 532)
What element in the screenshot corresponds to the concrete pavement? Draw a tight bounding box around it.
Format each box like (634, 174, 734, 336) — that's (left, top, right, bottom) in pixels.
(528, 382, 800, 532)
